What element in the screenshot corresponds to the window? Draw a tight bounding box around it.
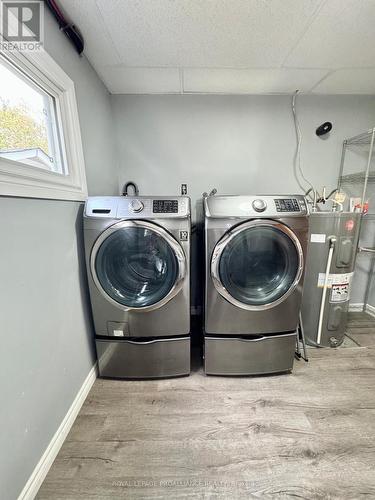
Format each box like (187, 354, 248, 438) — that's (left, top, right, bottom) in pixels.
(0, 57, 65, 173)
(0, 49, 87, 201)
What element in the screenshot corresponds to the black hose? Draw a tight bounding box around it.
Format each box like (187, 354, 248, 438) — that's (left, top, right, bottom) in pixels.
(45, 0, 84, 55)
(123, 182, 139, 196)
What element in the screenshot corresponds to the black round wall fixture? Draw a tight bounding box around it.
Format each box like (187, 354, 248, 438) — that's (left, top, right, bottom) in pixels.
(316, 122, 333, 137)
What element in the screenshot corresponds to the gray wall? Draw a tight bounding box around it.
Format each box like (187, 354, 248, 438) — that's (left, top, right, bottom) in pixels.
(112, 94, 375, 307)
(112, 94, 375, 218)
(0, 10, 117, 500)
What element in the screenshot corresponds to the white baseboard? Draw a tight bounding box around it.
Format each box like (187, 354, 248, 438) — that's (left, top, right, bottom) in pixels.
(365, 304, 375, 318)
(18, 363, 98, 500)
(349, 303, 364, 312)
(348, 302, 375, 318)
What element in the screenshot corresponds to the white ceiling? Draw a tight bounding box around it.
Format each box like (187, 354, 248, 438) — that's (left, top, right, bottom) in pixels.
(59, 0, 375, 95)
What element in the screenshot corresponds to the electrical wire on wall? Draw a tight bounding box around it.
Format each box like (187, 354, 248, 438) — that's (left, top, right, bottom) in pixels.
(291, 90, 315, 194)
(45, 0, 84, 55)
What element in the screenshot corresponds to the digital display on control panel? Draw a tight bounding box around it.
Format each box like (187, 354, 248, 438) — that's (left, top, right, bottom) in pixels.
(274, 198, 300, 212)
(153, 199, 178, 213)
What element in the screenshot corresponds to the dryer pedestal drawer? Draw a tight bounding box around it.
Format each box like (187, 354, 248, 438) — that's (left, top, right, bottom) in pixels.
(204, 333, 296, 376)
(96, 337, 190, 379)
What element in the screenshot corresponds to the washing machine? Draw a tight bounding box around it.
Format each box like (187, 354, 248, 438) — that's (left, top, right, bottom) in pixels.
(204, 195, 309, 376)
(84, 196, 191, 379)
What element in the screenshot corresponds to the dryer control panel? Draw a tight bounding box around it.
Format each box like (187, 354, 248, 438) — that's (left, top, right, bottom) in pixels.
(274, 198, 301, 212)
(205, 194, 308, 218)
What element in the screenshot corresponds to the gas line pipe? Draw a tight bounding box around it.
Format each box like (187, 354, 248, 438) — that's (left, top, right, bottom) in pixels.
(316, 236, 336, 345)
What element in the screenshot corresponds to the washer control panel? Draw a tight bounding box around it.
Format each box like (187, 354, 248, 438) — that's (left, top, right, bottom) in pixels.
(85, 196, 190, 219)
(153, 199, 179, 213)
(274, 198, 301, 212)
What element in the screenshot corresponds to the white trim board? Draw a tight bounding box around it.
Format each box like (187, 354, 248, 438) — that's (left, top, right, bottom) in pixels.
(18, 364, 97, 500)
(349, 303, 364, 312)
(349, 303, 375, 318)
(366, 304, 375, 318)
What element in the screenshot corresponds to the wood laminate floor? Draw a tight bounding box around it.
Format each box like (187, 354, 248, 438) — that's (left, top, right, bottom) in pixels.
(37, 314, 375, 500)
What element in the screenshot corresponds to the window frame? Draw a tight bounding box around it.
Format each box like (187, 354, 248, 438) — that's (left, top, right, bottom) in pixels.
(0, 48, 87, 201)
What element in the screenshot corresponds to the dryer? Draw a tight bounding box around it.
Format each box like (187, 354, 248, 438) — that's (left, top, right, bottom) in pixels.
(204, 195, 309, 376)
(84, 196, 191, 379)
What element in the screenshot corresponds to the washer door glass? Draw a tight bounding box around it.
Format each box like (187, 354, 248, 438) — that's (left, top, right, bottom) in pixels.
(218, 225, 299, 306)
(95, 226, 179, 308)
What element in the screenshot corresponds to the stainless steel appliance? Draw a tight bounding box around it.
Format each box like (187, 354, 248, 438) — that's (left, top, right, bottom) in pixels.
(301, 211, 361, 347)
(84, 196, 191, 378)
(204, 195, 309, 375)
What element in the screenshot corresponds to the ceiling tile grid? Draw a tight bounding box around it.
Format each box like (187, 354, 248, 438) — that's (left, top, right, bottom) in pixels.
(58, 0, 375, 94)
(312, 69, 375, 94)
(284, 0, 375, 69)
(98, 67, 182, 94)
(183, 68, 329, 94)
(94, 0, 325, 68)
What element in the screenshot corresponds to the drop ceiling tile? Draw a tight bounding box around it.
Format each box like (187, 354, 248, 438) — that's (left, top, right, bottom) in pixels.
(58, 0, 121, 65)
(97, 67, 181, 94)
(95, 0, 323, 68)
(183, 68, 329, 94)
(285, 0, 375, 68)
(312, 69, 375, 94)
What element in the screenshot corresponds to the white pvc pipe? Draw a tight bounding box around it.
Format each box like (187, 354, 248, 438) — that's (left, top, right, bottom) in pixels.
(317, 237, 336, 345)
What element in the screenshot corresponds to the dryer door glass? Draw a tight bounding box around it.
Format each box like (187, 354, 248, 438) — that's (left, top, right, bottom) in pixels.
(218, 225, 299, 307)
(95, 227, 179, 308)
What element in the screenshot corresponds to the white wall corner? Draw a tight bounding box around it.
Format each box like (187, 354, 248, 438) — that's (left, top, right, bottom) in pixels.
(349, 303, 375, 318)
(18, 364, 98, 500)
(365, 304, 375, 318)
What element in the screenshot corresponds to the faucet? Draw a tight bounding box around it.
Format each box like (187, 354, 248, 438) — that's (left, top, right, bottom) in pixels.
(305, 187, 318, 212)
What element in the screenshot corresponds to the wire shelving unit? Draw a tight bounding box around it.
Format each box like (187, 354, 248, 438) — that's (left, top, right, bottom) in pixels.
(338, 127, 375, 313)
(338, 127, 375, 204)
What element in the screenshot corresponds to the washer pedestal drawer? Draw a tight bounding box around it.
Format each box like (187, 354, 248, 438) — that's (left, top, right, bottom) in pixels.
(204, 333, 296, 376)
(96, 337, 190, 379)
